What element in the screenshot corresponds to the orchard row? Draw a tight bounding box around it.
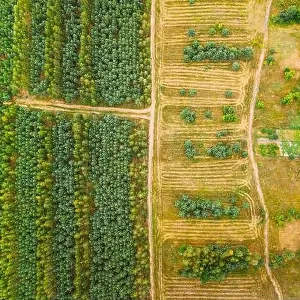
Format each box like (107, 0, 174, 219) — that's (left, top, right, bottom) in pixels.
(0, 106, 150, 300)
(0, 0, 151, 106)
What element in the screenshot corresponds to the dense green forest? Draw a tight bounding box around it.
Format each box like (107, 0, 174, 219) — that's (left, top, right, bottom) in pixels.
(0, 106, 150, 300)
(0, 0, 151, 106)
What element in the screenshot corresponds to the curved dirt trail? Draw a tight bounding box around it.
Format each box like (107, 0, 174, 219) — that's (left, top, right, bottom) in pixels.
(11, 98, 151, 120)
(248, 0, 283, 299)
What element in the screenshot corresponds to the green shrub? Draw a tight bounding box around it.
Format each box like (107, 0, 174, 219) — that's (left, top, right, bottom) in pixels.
(178, 244, 259, 283)
(204, 110, 212, 119)
(207, 141, 245, 159)
(273, 207, 300, 227)
(281, 87, 300, 105)
(184, 41, 254, 62)
(223, 106, 237, 122)
(179, 88, 187, 96)
(259, 144, 279, 157)
(208, 24, 231, 37)
(261, 128, 278, 140)
(270, 250, 300, 269)
(187, 28, 196, 37)
(272, 5, 300, 25)
(184, 140, 198, 159)
(209, 27, 217, 36)
(188, 89, 197, 97)
(265, 55, 275, 65)
(180, 108, 196, 124)
(284, 67, 296, 80)
(216, 129, 229, 138)
(221, 28, 231, 37)
(175, 194, 241, 219)
(232, 62, 241, 71)
(225, 90, 233, 98)
(256, 99, 265, 109)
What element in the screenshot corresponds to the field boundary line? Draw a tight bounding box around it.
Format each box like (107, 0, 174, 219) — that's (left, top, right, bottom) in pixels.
(247, 0, 283, 299)
(147, 0, 157, 298)
(8, 98, 150, 120)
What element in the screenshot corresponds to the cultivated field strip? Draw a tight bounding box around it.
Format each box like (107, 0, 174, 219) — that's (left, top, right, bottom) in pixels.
(153, 0, 267, 298)
(163, 8, 248, 26)
(161, 66, 247, 85)
(162, 27, 252, 46)
(162, 219, 257, 241)
(161, 122, 245, 132)
(163, 277, 264, 300)
(160, 96, 241, 106)
(160, 130, 245, 141)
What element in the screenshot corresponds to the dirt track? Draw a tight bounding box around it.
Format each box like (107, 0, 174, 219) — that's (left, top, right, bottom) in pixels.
(10, 98, 151, 120)
(247, 0, 283, 299)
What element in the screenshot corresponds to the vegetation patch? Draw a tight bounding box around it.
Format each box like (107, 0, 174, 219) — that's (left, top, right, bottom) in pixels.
(0, 106, 150, 300)
(261, 128, 279, 140)
(175, 194, 248, 219)
(207, 142, 247, 159)
(183, 41, 254, 62)
(184, 140, 198, 159)
(274, 208, 300, 227)
(272, 5, 300, 25)
(222, 106, 237, 122)
(270, 250, 300, 269)
(259, 144, 280, 157)
(180, 107, 196, 124)
(178, 244, 262, 283)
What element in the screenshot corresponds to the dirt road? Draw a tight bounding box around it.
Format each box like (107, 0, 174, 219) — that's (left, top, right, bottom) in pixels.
(247, 0, 283, 299)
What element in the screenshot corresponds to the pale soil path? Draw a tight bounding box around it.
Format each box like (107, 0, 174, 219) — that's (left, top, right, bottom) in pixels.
(147, 0, 157, 298)
(10, 98, 151, 120)
(247, 0, 283, 299)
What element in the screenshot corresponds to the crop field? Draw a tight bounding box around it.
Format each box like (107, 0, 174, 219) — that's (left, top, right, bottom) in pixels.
(1, 0, 151, 107)
(152, 0, 281, 299)
(0, 106, 150, 300)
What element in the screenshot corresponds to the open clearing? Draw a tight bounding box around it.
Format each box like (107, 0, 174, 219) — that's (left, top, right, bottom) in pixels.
(152, 0, 281, 299)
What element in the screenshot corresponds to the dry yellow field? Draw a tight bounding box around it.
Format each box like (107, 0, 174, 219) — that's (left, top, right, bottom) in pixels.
(152, 0, 282, 299)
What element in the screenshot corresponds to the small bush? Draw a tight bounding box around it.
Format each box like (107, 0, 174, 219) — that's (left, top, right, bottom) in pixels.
(261, 128, 278, 140)
(265, 55, 275, 65)
(284, 67, 296, 80)
(180, 107, 196, 124)
(188, 89, 197, 97)
(184, 41, 254, 63)
(256, 100, 265, 109)
(178, 244, 257, 284)
(281, 88, 300, 105)
(184, 140, 198, 159)
(209, 27, 217, 36)
(175, 194, 241, 219)
(223, 106, 237, 122)
(179, 88, 187, 96)
(232, 62, 241, 71)
(221, 28, 231, 37)
(187, 28, 196, 37)
(216, 129, 229, 138)
(259, 144, 279, 157)
(225, 90, 233, 98)
(207, 141, 245, 159)
(204, 110, 212, 119)
(272, 5, 300, 25)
